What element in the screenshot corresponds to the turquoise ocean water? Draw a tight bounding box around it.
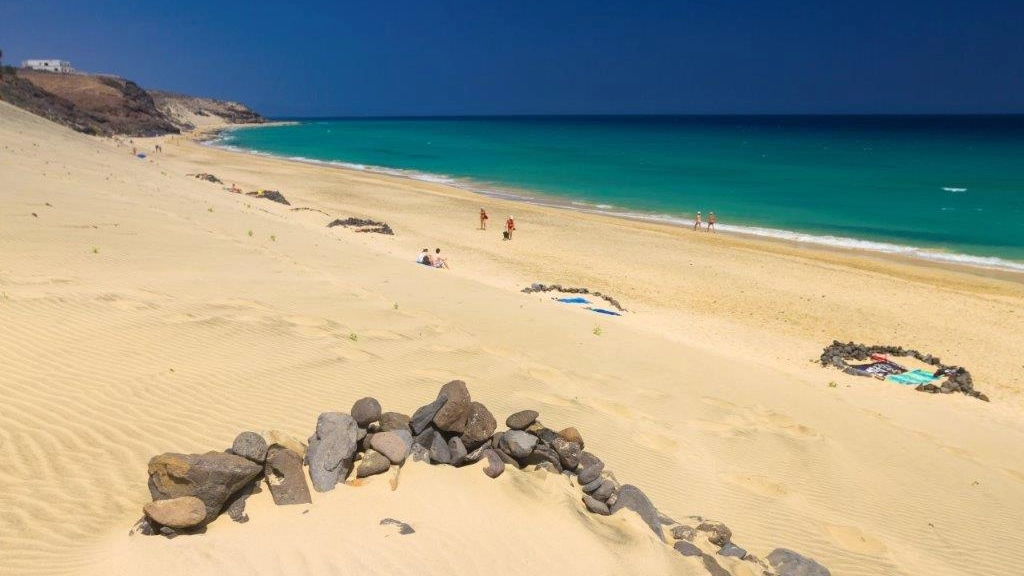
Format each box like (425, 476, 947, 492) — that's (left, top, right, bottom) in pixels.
(217, 116, 1024, 271)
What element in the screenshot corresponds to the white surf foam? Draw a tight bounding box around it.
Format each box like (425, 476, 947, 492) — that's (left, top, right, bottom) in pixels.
(206, 139, 1024, 274)
(942, 187, 968, 192)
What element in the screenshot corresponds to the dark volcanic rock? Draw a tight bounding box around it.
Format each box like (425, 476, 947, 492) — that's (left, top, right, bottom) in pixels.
(482, 449, 505, 478)
(551, 437, 582, 471)
(591, 479, 615, 501)
(433, 380, 472, 433)
(578, 451, 602, 470)
(306, 412, 358, 492)
(577, 461, 605, 485)
(582, 494, 610, 515)
(524, 444, 562, 471)
(223, 476, 260, 523)
(460, 402, 497, 448)
(767, 549, 832, 576)
(503, 430, 538, 459)
(246, 190, 290, 205)
(370, 430, 413, 464)
(264, 445, 311, 506)
(148, 452, 262, 525)
(697, 520, 732, 547)
(506, 410, 539, 430)
(581, 477, 603, 493)
(130, 516, 157, 536)
(701, 554, 731, 576)
(350, 397, 382, 427)
(413, 427, 436, 449)
(493, 448, 521, 469)
(718, 543, 747, 558)
(409, 443, 431, 463)
(231, 431, 269, 464)
(410, 395, 448, 435)
(379, 412, 411, 433)
(673, 540, 703, 557)
(671, 525, 696, 541)
(356, 450, 392, 478)
(429, 432, 452, 464)
(463, 442, 490, 465)
(448, 436, 468, 465)
(610, 484, 664, 541)
(379, 518, 415, 535)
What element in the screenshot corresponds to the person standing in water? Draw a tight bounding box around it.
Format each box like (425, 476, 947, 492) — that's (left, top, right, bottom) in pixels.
(479, 208, 489, 230)
(505, 215, 516, 240)
(707, 211, 717, 233)
(693, 211, 703, 231)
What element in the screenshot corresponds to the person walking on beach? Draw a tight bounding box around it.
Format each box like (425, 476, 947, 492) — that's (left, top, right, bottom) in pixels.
(505, 215, 516, 240)
(707, 211, 717, 233)
(479, 208, 489, 230)
(693, 211, 702, 231)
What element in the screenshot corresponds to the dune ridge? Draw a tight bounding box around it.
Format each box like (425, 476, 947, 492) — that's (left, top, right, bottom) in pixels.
(2, 101, 1024, 576)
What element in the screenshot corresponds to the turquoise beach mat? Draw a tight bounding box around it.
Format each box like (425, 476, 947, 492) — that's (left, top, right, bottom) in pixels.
(555, 297, 590, 304)
(886, 369, 938, 385)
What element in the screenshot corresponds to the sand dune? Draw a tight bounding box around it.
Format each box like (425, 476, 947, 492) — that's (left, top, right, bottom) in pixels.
(2, 101, 1024, 576)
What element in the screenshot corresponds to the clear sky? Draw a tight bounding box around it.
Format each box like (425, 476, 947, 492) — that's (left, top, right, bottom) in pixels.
(2, 0, 1021, 117)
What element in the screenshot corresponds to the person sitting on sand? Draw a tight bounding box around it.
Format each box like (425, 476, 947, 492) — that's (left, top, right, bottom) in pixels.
(707, 211, 717, 233)
(505, 215, 516, 240)
(479, 208, 489, 230)
(229, 183, 241, 194)
(693, 211, 702, 231)
(416, 248, 431, 265)
(433, 248, 450, 269)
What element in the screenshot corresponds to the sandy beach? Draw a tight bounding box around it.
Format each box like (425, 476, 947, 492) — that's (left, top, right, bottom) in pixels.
(3, 100, 1024, 576)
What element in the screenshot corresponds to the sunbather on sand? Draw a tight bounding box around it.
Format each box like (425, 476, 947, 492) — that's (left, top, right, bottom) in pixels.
(416, 248, 431, 265)
(433, 248, 450, 269)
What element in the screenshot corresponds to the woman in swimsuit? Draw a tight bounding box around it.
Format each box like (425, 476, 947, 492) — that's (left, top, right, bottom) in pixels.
(693, 211, 702, 231)
(505, 215, 516, 240)
(479, 208, 489, 230)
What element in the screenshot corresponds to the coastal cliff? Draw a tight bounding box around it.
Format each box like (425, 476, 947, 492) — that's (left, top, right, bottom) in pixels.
(0, 69, 264, 136)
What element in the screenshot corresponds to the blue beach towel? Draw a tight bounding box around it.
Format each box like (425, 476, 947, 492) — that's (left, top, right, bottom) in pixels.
(886, 369, 938, 385)
(555, 297, 590, 304)
(588, 307, 622, 316)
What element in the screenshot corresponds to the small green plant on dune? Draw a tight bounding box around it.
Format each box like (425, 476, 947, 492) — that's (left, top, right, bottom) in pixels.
(592, 325, 602, 336)
(247, 229, 254, 237)
(208, 207, 214, 212)
(393, 303, 399, 310)
(349, 332, 358, 342)
(270, 234, 276, 242)
(92, 247, 99, 254)
(828, 381, 838, 388)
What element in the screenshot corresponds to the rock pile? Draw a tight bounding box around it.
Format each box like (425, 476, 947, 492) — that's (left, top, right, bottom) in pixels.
(132, 380, 829, 575)
(521, 283, 627, 312)
(246, 189, 291, 205)
(820, 340, 988, 401)
(327, 217, 395, 235)
(189, 173, 223, 184)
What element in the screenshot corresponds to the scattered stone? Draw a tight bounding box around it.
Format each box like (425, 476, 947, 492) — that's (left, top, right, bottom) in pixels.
(718, 542, 747, 558)
(148, 452, 262, 524)
(143, 496, 207, 529)
(306, 412, 358, 492)
(430, 432, 452, 464)
(558, 427, 584, 449)
(671, 525, 696, 541)
(463, 442, 490, 464)
(503, 430, 538, 459)
(673, 540, 702, 557)
(413, 427, 435, 449)
(581, 477, 604, 493)
(351, 397, 382, 427)
(264, 445, 312, 506)
(766, 549, 832, 576)
(536, 428, 559, 445)
(357, 450, 392, 478)
(224, 477, 260, 522)
(359, 432, 374, 453)
(533, 461, 558, 474)
(493, 447, 521, 469)
(701, 554, 731, 576)
(591, 479, 615, 501)
(448, 436, 468, 465)
(231, 431, 269, 464)
(552, 437, 582, 471)
(159, 526, 180, 539)
(130, 516, 157, 536)
(370, 430, 413, 464)
(506, 410, 539, 430)
(409, 443, 431, 463)
(577, 461, 605, 485)
(578, 451, 602, 470)
(327, 217, 394, 235)
(379, 412, 411, 433)
(246, 189, 290, 205)
(410, 395, 448, 435)
(610, 484, 664, 541)
(460, 402, 497, 448)
(582, 494, 610, 515)
(521, 283, 627, 312)
(433, 380, 472, 433)
(482, 449, 505, 478)
(524, 444, 562, 471)
(380, 518, 415, 535)
(697, 520, 732, 547)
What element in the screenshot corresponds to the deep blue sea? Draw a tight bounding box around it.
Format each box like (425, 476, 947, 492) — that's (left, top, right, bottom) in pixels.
(216, 116, 1024, 271)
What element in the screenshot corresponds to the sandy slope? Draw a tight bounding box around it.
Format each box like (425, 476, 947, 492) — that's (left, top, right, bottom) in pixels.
(2, 101, 1023, 576)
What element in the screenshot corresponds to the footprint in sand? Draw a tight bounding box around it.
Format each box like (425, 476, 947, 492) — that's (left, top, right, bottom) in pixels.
(823, 524, 888, 556)
(360, 329, 411, 341)
(630, 430, 679, 451)
(578, 396, 641, 419)
(720, 473, 789, 498)
(760, 410, 821, 440)
(331, 346, 377, 363)
(514, 390, 576, 409)
(1002, 468, 1024, 483)
(412, 367, 462, 381)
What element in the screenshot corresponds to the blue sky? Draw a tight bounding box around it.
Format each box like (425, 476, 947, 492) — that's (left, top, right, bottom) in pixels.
(1, 0, 1021, 116)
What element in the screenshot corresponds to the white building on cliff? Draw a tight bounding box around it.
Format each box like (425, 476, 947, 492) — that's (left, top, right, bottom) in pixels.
(22, 59, 75, 73)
